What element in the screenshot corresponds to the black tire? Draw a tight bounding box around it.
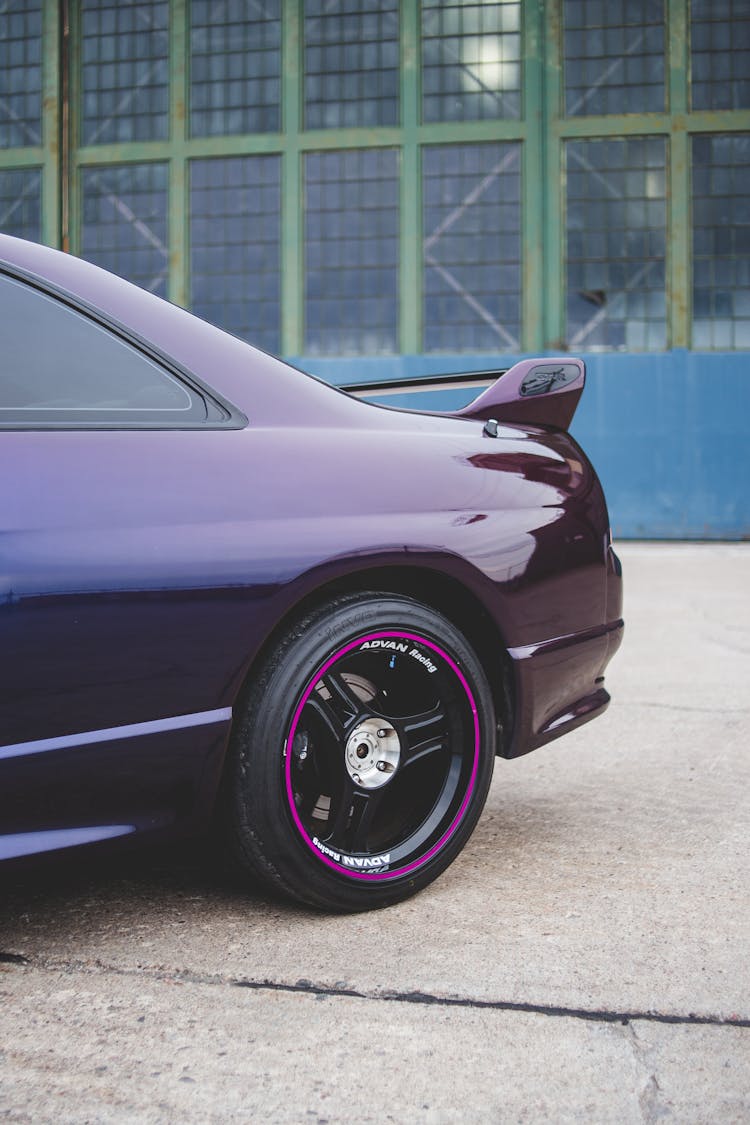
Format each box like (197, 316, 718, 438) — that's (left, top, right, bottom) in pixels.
(227, 592, 496, 912)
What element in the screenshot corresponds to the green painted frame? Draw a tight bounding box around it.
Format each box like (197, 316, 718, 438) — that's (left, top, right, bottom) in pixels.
(0, 0, 61, 245)
(1, 0, 748, 354)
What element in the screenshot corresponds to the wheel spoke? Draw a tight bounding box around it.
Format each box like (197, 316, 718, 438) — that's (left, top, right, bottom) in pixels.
(326, 775, 356, 844)
(321, 672, 364, 726)
(349, 789, 384, 853)
(325, 776, 385, 854)
(399, 703, 449, 769)
(306, 691, 345, 744)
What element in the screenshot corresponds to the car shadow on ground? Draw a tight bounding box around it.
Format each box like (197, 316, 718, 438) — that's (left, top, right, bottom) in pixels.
(0, 834, 266, 910)
(0, 790, 575, 954)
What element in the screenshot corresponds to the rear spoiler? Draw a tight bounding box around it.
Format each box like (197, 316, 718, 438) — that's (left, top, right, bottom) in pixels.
(343, 358, 586, 431)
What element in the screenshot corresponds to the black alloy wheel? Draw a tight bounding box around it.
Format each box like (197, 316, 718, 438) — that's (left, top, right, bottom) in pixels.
(228, 593, 497, 911)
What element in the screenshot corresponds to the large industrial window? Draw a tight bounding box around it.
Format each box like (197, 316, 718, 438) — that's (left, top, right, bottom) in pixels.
(0, 168, 42, 241)
(190, 0, 282, 137)
(81, 162, 169, 296)
(1, 0, 748, 355)
(423, 142, 521, 351)
(304, 0, 400, 128)
(421, 0, 522, 122)
(692, 133, 750, 349)
(190, 154, 282, 353)
(80, 0, 170, 145)
(0, 0, 43, 148)
(304, 148, 400, 355)
(565, 137, 667, 351)
(563, 0, 666, 115)
(690, 0, 750, 112)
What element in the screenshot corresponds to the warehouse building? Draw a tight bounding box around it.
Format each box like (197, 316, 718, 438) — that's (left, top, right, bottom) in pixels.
(1, 0, 748, 536)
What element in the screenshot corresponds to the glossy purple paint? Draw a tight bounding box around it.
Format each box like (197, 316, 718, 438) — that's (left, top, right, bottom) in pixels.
(0, 235, 623, 865)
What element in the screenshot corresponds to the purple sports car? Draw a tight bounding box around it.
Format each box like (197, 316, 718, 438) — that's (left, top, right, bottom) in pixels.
(0, 234, 622, 911)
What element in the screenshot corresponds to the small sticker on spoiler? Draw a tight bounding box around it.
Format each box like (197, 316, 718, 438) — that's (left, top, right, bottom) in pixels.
(520, 364, 581, 397)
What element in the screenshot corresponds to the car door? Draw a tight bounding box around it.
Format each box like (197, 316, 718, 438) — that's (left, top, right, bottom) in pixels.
(0, 270, 244, 858)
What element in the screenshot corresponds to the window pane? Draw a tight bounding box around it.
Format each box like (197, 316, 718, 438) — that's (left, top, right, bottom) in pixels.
(691, 0, 750, 111)
(0, 167, 41, 240)
(190, 0, 281, 137)
(0, 275, 202, 424)
(563, 0, 665, 116)
(423, 142, 521, 352)
(190, 155, 281, 353)
(304, 0, 399, 128)
(692, 134, 750, 350)
(566, 137, 667, 351)
(422, 0, 521, 123)
(0, 0, 42, 148)
(81, 163, 169, 296)
(304, 149, 399, 355)
(80, 0, 169, 145)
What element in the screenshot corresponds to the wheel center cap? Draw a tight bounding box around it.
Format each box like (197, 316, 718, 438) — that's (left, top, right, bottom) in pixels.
(344, 718, 401, 789)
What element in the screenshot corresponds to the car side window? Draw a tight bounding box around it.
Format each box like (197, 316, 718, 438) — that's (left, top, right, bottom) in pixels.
(0, 273, 215, 427)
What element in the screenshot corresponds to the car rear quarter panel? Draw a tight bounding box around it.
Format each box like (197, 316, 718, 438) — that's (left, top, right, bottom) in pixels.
(1, 418, 616, 764)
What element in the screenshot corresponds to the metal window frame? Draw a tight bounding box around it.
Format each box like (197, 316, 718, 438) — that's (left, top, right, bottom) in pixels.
(551, 0, 748, 350)
(1, 0, 748, 355)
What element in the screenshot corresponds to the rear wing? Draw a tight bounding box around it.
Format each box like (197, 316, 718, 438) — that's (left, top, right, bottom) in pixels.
(343, 358, 585, 431)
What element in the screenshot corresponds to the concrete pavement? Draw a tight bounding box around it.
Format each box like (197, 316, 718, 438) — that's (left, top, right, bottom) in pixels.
(1, 543, 748, 1122)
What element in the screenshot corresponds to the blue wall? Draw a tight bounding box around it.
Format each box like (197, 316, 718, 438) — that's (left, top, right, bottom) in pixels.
(292, 351, 750, 540)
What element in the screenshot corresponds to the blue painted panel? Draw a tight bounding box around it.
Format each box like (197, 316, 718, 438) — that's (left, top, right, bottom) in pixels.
(290, 350, 750, 540)
(575, 352, 750, 539)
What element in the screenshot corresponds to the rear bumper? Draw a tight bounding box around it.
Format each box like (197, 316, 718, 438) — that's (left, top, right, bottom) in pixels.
(499, 474, 620, 756)
(502, 616, 623, 758)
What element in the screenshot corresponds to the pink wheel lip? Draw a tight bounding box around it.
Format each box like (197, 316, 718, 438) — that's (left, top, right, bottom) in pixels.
(284, 630, 481, 882)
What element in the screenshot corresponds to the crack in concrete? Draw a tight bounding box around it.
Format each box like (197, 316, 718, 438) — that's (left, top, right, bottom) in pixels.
(4, 952, 749, 1030)
(639, 1075, 666, 1123)
(624, 1022, 671, 1123)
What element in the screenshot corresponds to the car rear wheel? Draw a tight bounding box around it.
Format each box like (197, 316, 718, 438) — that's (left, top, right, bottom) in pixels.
(227, 592, 496, 911)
